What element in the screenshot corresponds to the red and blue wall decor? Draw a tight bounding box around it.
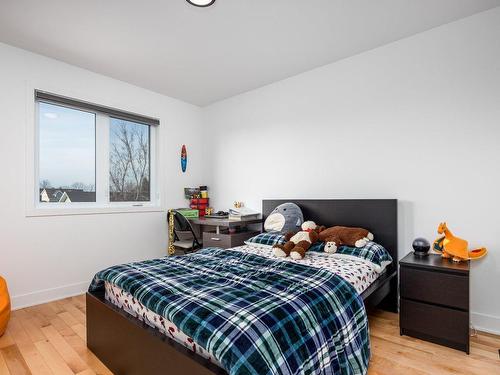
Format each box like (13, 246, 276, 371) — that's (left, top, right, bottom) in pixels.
(181, 144, 187, 173)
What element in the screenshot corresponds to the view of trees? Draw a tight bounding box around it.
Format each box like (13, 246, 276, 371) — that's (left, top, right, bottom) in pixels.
(40, 179, 51, 189)
(109, 119, 150, 202)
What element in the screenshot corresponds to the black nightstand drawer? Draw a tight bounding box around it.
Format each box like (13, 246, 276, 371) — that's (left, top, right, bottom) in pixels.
(400, 299, 469, 352)
(401, 267, 468, 310)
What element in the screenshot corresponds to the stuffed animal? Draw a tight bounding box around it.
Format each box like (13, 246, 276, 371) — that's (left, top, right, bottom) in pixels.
(319, 226, 374, 253)
(433, 222, 487, 262)
(264, 203, 304, 234)
(273, 221, 323, 260)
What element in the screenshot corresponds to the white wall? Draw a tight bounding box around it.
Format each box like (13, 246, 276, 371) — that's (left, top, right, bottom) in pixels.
(203, 8, 500, 334)
(0, 43, 204, 308)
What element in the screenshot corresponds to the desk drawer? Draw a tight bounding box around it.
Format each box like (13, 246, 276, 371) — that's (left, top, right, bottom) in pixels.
(400, 266, 468, 310)
(203, 231, 259, 249)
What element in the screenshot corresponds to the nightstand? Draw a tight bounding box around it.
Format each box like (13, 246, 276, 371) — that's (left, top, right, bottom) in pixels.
(399, 252, 470, 353)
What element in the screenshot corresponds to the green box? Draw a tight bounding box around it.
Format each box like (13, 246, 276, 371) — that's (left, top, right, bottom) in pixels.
(176, 209, 199, 218)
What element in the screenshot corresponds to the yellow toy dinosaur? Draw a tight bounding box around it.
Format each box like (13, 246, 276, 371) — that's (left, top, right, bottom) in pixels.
(433, 222, 487, 262)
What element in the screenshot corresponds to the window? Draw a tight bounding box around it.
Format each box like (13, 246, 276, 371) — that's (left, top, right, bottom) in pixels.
(39, 102, 96, 203)
(34, 91, 159, 212)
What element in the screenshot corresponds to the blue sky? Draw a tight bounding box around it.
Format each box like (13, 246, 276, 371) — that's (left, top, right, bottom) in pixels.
(39, 102, 95, 188)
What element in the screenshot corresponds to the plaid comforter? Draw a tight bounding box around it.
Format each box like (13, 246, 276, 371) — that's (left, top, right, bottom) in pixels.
(89, 248, 370, 375)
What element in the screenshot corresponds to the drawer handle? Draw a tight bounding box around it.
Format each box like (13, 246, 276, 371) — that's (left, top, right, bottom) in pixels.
(211, 237, 221, 241)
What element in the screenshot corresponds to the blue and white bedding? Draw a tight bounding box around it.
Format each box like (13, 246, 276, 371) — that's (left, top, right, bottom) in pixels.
(308, 241, 392, 273)
(237, 244, 381, 293)
(90, 245, 375, 375)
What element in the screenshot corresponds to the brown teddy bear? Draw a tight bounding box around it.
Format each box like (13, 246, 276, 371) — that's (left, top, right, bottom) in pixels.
(273, 221, 324, 260)
(319, 226, 374, 253)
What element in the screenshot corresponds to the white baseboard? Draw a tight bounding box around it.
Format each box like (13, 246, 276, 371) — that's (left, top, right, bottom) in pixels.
(11, 281, 89, 310)
(471, 311, 500, 335)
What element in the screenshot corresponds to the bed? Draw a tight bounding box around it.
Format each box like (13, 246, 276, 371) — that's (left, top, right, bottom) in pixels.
(86, 199, 398, 375)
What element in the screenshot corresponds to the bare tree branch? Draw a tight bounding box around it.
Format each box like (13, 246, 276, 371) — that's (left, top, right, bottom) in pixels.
(40, 179, 52, 189)
(109, 120, 149, 202)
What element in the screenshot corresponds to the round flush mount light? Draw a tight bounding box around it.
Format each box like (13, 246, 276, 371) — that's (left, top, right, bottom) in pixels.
(186, 0, 215, 7)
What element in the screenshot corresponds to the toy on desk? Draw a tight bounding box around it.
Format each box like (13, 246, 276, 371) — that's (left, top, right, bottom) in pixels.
(433, 222, 487, 262)
(186, 186, 209, 216)
(200, 186, 208, 199)
(190, 198, 209, 216)
(184, 187, 200, 199)
(234, 201, 243, 208)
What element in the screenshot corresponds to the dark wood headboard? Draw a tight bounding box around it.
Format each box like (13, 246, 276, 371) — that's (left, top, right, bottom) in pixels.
(262, 199, 398, 266)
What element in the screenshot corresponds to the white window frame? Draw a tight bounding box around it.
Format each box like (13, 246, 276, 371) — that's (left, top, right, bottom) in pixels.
(26, 88, 162, 217)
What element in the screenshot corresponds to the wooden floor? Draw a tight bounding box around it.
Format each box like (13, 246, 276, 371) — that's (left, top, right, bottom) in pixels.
(0, 296, 499, 375)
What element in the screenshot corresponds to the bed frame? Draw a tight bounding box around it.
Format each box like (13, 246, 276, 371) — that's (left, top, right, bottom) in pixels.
(87, 199, 398, 375)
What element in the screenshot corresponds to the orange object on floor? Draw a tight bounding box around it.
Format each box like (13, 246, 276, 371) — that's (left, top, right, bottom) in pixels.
(0, 276, 10, 336)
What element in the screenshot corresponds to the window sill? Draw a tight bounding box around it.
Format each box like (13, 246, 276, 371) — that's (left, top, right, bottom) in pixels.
(26, 205, 164, 217)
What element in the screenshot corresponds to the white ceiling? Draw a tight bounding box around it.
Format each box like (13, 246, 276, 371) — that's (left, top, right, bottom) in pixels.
(1, 0, 499, 106)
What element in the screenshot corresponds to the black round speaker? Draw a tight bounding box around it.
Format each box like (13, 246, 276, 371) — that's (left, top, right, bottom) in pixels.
(412, 237, 430, 256)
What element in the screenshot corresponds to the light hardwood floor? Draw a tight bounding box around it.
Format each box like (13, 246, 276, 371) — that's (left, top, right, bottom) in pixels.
(0, 296, 499, 375)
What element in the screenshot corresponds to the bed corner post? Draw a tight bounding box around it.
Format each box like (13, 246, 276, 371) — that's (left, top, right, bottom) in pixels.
(378, 273, 399, 313)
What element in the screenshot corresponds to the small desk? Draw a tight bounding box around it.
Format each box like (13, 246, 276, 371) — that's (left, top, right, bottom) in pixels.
(189, 216, 262, 249)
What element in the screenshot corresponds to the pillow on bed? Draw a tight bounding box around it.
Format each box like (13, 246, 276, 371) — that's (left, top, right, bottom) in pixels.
(244, 232, 286, 247)
(335, 241, 393, 273)
(308, 242, 325, 252)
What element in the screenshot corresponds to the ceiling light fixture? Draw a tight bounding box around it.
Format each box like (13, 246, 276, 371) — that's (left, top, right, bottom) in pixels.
(186, 0, 215, 7)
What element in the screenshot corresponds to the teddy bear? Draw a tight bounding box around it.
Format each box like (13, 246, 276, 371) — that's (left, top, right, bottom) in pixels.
(272, 221, 324, 260)
(319, 226, 374, 253)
